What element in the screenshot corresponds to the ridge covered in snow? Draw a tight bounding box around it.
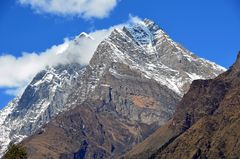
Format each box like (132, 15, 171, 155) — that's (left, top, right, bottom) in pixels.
(0, 18, 226, 157)
(98, 19, 226, 96)
(0, 65, 85, 155)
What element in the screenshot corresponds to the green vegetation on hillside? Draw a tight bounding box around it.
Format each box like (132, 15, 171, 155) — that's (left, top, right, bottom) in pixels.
(4, 143, 27, 159)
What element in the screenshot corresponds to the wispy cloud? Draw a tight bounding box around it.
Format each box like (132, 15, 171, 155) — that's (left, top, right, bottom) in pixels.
(0, 23, 125, 96)
(0, 15, 142, 97)
(18, 0, 119, 19)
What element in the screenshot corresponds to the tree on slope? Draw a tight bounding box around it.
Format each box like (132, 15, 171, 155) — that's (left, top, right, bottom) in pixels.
(4, 143, 27, 159)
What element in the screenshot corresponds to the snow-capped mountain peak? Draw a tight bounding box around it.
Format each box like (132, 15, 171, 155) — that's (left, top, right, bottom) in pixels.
(100, 20, 225, 96)
(78, 32, 94, 40)
(0, 18, 226, 157)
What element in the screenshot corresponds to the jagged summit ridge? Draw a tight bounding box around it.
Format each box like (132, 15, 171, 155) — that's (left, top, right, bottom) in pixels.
(77, 32, 94, 40)
(0, 18, 226, 157)
(98, 20, 226, 96)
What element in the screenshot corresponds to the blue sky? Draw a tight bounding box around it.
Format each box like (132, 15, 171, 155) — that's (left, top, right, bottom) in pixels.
(0, 0, 240, 109)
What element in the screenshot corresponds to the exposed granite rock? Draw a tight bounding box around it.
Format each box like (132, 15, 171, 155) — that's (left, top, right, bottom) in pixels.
(18, 19, 225, 158)
(0, 63, 85, 155)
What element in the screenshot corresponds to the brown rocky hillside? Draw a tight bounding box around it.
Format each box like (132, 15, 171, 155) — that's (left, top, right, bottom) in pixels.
(124, 53, 240, 159)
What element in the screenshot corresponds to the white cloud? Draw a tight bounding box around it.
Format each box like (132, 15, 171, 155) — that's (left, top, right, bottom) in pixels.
(0, 23, 124, 96)
(0, 16, 142, 97)
(18, 0, 118, 19)
(128, 14, 145, 25)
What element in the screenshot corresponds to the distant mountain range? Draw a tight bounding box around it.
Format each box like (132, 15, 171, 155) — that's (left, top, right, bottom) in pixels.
(0, 19, 226, 158)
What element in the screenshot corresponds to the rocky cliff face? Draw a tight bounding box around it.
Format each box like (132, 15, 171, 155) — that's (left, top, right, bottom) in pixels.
(124, 53, 240, 159)
(14, 19, 226, 158)
(66, 19, 225, 126)
(0, 64, 85, 155)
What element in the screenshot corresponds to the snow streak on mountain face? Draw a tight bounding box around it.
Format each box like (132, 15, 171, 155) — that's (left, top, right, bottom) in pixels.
(102, 19, 226, 96)
(0, 64, 85, 155)
(0, 19, 226, 157)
